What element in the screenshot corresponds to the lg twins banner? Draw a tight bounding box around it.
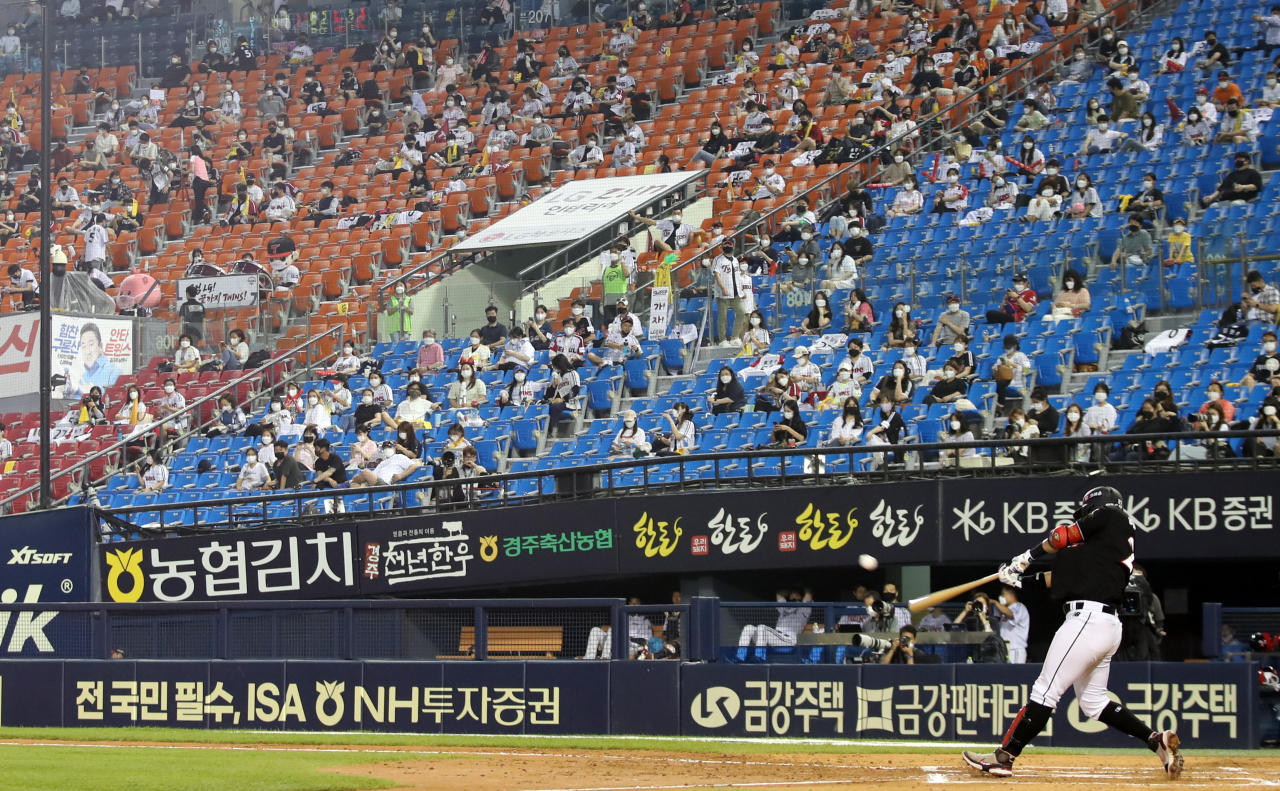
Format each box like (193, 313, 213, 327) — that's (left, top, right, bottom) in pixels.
(177, 275, 258, 309)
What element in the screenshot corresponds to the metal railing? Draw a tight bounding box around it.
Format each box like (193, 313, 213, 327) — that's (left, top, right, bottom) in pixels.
(1, 325, 345, 514)
(99, 428, 1280, 534)
(0, 598, 689, 662)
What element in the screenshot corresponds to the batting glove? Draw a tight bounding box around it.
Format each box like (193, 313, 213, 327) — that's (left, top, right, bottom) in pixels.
(1008, 550, 1033, 574)
(998, 563, 1023, 589)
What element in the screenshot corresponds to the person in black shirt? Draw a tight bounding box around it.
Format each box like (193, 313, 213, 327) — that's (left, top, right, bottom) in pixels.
(1196, 29, 1230, 73)
(869, 359, 914, 405)
(1202, 153, 1263, 206)
(300, 71, 325, 106)
(880, 624, 920, 664)
(1243, 330, 1280, 387)
(844, 226, 873, 263)
(865, 395, 907, 465)
(712, 366, 746, 414)
(964, 486, 1183, 780)
(350, 388, 385, 432)
(179, 285, 206, 342)
(312, 439, 348, 489)
(924, 360, 968, 405)
(271, 441, 306, 489)
(1025, 386, 1060, 435)
(338, 67, 360, 100)
(1125, 171, 1164, 223)
(752, 117, 781, 161)
(478, 305, 507, 350)
(198, 41, 226, 74)
(231, 36, 257, 73)
(770, 399, 807, 447)
(690, 119, 730, 167)
(1034, 158, 1070, 199)
(364, 101, 388, 137)
(158, 54, 191, 90)
(527, 306, 554, 351)
(908, 60, 944, 96)
(261, 122, 287, 161)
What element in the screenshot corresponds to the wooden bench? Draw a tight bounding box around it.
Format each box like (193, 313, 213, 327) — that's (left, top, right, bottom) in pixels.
(452, 626, 564, 658)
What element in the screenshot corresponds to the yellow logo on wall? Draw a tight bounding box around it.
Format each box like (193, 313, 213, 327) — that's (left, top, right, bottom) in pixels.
(105, 548, 145, 602)
(479, 536, 498, 562)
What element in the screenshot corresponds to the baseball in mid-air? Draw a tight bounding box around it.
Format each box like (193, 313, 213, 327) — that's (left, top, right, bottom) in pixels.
(858, 554, 879, 571)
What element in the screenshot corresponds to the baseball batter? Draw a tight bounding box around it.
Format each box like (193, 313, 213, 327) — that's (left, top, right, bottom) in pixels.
(962, 486, 1184, 779)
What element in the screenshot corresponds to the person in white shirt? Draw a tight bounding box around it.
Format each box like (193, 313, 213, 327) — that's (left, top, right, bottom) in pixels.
(652, 402, 696, 455)
(1080, 119, 1126, 155)
(610, 133, 637, 168)
(994, 334, 1032, 411)
(1258, 71, 1280, 109)
(351, 451, 423, 487)
(551, 318, 586, 364)
(993, 585, 1030, 663)
(1214, 98, 1258, 144)
(138, 450, 169, 492)
(630, 208, 693, 252)
(886, 177, 923, 218)
(712, 243, 748, 346)
(740, 308, 771, 352)
(69, 214, 111, 269)
(610, 409, 646, 456)
(264, 184, 296, 221)
(1025, 184, 1062, 222)
(738, 589, 813, 658)
(333, 343, 360, 375)
(606, 300, 644, 340)
(824, 397, 864, 446)
(789, 345, 822, 393)
(1083, 383, 1118, 434)
(752, 159, 786, 200)
(236, 449, 272, 490)
(589, 316, 642, 366)
(496, 326, 535, 371)
(302, 390, 332, 430)
(940, 412, 976, 463)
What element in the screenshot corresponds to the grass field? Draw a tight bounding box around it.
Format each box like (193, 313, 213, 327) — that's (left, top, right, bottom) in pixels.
(0, 728, 1273, 791)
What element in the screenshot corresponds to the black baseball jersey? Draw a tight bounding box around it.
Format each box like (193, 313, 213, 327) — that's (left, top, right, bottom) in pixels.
(1049, 505, 1135, 607)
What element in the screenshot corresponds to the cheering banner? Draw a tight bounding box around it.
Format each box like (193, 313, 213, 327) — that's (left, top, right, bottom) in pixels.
(176, 275, 259, 309)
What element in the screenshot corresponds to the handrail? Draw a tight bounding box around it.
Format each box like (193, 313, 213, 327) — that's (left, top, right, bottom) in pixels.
(100, 427, 1280, 529)
(1, 325, 346, 513)
(628, 0, 1147, 319)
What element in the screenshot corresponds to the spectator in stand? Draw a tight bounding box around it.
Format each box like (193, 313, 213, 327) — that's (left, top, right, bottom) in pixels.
(478, 305, 508, 354)
(1259, 71, 1280, 109)
(206, 395, 245, 436)
(931, 296, 970, 348)
(1195, 381, 1236, 422)
(460, 331, 492, 369)
(1241, 269, 1280, 328)
(985, 272, 1039, 327)
(448, 363, 487, 409)
(769, 399, 807, 448)
(217, 328, 249, 371)
(824, 397, 864, 447)
(869, 359, 914, 405)
(495, 326, 534, 371)
(1242, 331, 1280, 388)
(153, 377, 187, 433)
(333, 342, 360, 376)
(885, 175, 923, 219)
(883, 302, 916, 349)
(1081, 382, 1117, 436)
(865, 394, 907, 466)
(383, 283, 413, 343)
(0, 423, 11, 462)
(544, 354, 581, 434)
(236, 445, 272, 491)
(844, 290, 876, 335)
(993, 334, 1032, 412)
(1215, 98, 1259, 144)
(711, 366, 746, 415)
(311, 439, 347, 490)
(1196, 29, 1232, 73)
(416, 329, 445, 372)
(301, 388, 332, 432)
(1112, 215, 1154, 269)
(1051, 269, 1091, 318)
(5, 262, 37, 308)
(924, 361, 968, 406)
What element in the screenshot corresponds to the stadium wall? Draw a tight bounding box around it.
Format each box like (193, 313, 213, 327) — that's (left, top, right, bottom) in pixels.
(83, 470, 1280, 602)
(0, 659, 1258, 747)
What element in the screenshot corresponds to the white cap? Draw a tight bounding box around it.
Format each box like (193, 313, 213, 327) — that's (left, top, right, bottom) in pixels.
(794, 345, 810, 357)
(837, 359, 853, 371)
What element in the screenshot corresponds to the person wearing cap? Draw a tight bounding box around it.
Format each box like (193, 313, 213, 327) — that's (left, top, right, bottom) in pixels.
(610, 409, 646, 456)
(932, 296, 971, 348)
(712, 241, 748, 346)
(4, 261, 37, 308)
(984, 272, 1038, 327)
(752, 159, 786, 200)
(789, 346, 822, 393)
(607, 299, 643, 341)
(823, 360, 862, 407)
(589, 314, 642, 366)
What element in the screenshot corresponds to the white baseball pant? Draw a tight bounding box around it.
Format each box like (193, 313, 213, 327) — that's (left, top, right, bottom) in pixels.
(739, 625, 798, 647)
(1008, 648, 1027, 664)
(584, 626, 612, 659)
(1030, 602, 1123, 719)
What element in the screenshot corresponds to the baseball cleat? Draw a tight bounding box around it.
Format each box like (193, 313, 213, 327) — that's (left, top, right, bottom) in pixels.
(1151, 730, 1183, 779)
(962, 749, 1013, 777)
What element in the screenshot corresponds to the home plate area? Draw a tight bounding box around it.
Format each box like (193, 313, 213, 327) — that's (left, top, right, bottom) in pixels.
(330, 747, 1280, 790)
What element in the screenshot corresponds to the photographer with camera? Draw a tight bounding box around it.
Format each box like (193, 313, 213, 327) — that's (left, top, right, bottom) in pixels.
(880, 624, 919, 664)
(956, 591, 995, 632)
(992, 584, 1030, 664)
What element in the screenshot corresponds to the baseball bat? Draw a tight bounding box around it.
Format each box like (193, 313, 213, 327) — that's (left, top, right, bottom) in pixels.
(908, 572, 1000, 613)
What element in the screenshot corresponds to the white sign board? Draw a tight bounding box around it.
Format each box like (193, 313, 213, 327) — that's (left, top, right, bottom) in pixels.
(178, 274, 259, 309)
(449, 172, 703, 252)
(648, 286, 672, 340)
(0, 314, 134, 400)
